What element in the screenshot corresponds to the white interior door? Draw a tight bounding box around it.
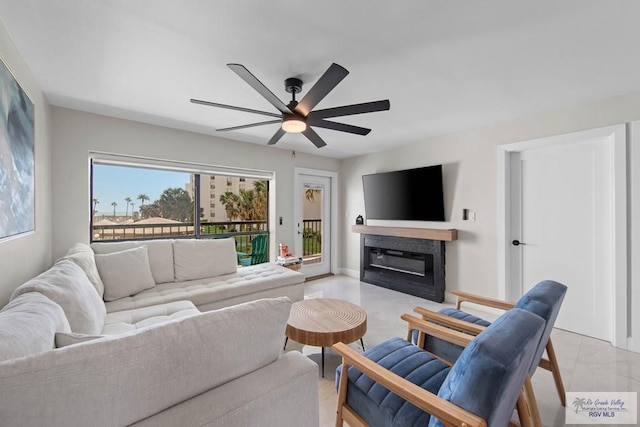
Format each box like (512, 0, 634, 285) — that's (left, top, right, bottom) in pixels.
(510, 137, 613, 341)
(295, 174, 331, 277)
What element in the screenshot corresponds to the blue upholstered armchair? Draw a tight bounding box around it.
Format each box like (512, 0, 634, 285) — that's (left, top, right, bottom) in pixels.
(333, 308, 545, 427)
(413, 280, 567, 426)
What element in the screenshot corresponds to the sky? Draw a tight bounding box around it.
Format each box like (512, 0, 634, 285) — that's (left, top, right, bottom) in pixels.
(93, 164, 190, 215)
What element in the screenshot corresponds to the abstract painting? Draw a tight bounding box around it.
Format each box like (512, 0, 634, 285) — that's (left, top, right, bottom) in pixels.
(0, 56, 34, 240)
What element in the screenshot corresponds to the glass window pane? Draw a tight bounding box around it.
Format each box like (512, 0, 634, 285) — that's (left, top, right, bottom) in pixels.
(92, 164, 193, 241)
(199, 174, 268, 259)
(303, 186, 322, 264)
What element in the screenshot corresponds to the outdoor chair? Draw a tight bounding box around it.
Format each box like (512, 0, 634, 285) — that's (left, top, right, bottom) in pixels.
(334, 308, 545, 427)
(236, 233, 268, 266)
(413, 280, 567, 426)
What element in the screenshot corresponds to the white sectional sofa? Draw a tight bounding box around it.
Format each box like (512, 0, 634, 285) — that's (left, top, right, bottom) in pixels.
(91, 237, 305, 312)
(0, 238, 317, 427)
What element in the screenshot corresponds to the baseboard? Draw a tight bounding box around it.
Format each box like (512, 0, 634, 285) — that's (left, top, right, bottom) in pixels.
(338, 268, 359, 279)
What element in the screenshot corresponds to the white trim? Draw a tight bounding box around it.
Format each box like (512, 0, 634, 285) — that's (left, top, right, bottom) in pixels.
(294, 167, 339, 275)
(611, 125, 628, 348)
(90, 151, 274, 180)
(497, 124, 628, 348)
(629, 122, 640, 353)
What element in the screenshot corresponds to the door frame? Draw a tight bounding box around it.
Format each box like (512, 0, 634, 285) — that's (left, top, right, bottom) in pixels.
(497, 124, 628, 348)
(294, 167, 339, 275)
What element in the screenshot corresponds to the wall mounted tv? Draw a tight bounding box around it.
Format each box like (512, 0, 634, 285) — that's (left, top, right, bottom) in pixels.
(362, 164, 445, 221)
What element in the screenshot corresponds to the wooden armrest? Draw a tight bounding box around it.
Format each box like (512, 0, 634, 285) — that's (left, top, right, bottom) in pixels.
(451, 290, 515, 311)
(333, 342, 486, 427)
(401, 314, 475, 348)
(413, 307, 486, 336)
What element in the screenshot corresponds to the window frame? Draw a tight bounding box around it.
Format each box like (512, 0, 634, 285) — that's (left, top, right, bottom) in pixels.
(89, 152, 273, 246)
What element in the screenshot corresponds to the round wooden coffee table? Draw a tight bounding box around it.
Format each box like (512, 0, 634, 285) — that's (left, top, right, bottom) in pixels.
(285, 298, 367, 377)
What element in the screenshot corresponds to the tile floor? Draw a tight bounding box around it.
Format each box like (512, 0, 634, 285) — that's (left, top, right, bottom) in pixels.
(290, 275, 640, 427)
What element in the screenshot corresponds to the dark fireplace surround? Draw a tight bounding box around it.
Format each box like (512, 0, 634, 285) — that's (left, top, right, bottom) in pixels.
(360, 234, 446, 302)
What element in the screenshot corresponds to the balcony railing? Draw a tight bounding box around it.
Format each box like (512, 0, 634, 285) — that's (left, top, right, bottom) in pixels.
(92, 220, 267, 254)
(302, 219, 322, 258)
(92, 219, 322, 262)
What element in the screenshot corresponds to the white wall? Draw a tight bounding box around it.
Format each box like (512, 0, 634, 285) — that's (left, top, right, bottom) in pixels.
(51, 107, 340, 260)
(340, 91, 640, 350)
(0, 23, 52, 306)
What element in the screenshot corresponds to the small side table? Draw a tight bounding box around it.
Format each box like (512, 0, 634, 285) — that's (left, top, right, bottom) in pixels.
(277, 256, 302, 271)
(284, 298, 367, 377)
(282, 262, 302, 271)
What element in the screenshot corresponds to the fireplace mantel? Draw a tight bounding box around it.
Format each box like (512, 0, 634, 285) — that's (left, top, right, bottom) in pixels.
(351, 225, 457, 242)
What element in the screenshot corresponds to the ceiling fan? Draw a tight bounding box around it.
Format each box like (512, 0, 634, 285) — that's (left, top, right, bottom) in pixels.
(190, 63, 390, 148)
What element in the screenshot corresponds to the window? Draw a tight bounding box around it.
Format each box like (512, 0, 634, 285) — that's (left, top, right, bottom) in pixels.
(90, 155, 271, 256)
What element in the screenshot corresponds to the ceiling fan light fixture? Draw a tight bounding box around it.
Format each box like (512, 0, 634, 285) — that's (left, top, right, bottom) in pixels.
(282, 116, 306, 133)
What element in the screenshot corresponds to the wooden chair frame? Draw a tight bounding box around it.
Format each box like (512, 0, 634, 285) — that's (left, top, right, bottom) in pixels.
(417, 289, 566, 408)
(333, 314, 538, 427)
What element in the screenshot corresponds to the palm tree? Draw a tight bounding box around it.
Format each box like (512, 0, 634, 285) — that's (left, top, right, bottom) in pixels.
(130, 202, 135, 219)
(124, 197, 132, 218)
(157, 187, 193, 221)
(253, 181, 267, 220)
(137, 193, 149, 207)
(92, 198, 99, 215)
(111, 201, 118, 219)
(305, 188, 321, 202)
(219, 192, 241, 221)
(572, 397, 586, 413)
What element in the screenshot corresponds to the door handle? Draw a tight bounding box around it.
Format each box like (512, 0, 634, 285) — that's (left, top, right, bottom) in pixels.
(512, 240, 526, 246)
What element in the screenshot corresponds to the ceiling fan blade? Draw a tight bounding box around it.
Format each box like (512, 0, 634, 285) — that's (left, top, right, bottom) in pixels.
(227, 64, 290, 114)
(190, 99, 281, 118)
(307, 99, 390, 120)
(307, 118, 371, 135)
(302, 127, 327, 148)
(217, 120, 281, 132)
(267, 128, 286, 145)
(295, 63, 349, 116)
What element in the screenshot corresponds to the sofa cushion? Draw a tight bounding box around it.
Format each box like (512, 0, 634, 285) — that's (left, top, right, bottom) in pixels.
(173, 238, 237, 281)
(95, 245, 156, 302)
(55, 332, 104, 348)
(0, 293, 71, 362)
(104, 263, 303, 312)
(0, 297, 293, 427)
(60, 243, 105, 298)
(11, 260, 106, 335)
(92, 239, 175, 284)
(102, 300, 200, 335)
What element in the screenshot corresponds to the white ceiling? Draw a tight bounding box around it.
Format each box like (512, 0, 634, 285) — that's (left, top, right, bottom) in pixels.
(1, 1, 640, 159)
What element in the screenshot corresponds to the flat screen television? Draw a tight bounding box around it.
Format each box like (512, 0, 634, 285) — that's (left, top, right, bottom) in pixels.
(362, 164, 445, 221)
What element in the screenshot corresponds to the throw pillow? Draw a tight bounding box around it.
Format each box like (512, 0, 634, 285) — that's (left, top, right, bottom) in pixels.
(55, 332, 104, 348)
(60, 243, 105, 298)
(95, 245, 156, 302)
(0, 293, 71, 362)
(11, 260, 106, 335)
(91, 239, 175, 284)
(173, 238, 237, 281)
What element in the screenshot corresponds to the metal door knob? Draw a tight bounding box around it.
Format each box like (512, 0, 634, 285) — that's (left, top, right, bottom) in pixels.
(512, 240, 526, 246)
